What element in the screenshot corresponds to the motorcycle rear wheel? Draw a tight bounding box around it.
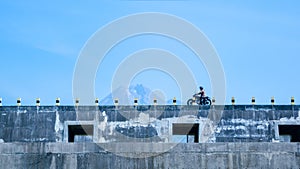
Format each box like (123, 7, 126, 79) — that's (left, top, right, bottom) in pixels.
(187, 99, 194, 105)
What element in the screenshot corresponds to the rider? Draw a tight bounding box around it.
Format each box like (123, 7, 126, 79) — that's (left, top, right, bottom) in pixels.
(198, 86, 205, 104)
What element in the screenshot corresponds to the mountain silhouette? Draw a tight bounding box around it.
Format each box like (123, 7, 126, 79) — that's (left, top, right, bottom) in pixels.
(100, 84, 181, 105)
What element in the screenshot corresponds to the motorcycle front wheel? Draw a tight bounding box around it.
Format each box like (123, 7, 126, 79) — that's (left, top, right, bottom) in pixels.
(187, 99, 194, 105)
(204, 98, 212, 105)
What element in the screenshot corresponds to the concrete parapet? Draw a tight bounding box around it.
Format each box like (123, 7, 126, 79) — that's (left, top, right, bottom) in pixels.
(0, 105, 299, 143)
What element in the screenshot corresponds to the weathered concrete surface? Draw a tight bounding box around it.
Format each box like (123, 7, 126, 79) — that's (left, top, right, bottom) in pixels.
(0, 142, 300, 169)
(0, 105, 299, 143)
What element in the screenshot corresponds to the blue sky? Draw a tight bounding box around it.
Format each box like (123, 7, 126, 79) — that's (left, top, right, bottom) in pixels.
(0, 1, 300, 105)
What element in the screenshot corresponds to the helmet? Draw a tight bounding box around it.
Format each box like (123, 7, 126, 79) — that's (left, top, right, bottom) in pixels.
(199, 86, 203, 90)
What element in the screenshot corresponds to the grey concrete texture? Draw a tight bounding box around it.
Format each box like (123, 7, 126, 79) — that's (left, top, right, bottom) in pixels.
(0, 105, 299, 143)
(0, 142, 300, 169)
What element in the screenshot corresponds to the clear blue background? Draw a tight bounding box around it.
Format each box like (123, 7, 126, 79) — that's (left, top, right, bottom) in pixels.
(0, 1, 299, 105)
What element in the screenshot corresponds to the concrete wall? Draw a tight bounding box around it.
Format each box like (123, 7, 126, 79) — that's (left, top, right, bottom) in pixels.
(1, 106, 300, 168)
(0, 105, 299, 143)
(0, 142, 300, 169)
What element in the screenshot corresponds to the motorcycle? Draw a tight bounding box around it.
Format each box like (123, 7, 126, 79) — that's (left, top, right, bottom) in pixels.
(187, 94, 211, 105)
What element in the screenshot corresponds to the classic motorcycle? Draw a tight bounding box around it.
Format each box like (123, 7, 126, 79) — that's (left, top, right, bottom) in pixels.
(187, 94, 212, 105)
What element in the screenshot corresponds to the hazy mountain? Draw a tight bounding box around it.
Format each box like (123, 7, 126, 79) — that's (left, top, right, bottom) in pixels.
(100, 84, 181, 105)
